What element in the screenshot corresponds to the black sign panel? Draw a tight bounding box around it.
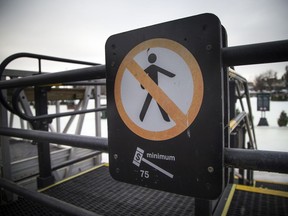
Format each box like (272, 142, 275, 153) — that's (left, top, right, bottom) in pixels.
(257, 93, 270, 111)
(106, 13, 224, 199)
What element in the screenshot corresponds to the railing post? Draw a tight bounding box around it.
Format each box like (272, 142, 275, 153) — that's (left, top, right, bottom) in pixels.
(34, 86, 55, 189)
(229, 80, 236, 184)
(0, 89, 14, 202)
(195, 199, 212, 216)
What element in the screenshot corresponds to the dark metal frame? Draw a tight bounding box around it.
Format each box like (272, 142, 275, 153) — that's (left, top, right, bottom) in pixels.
(0, 126, 287, 174)
(0, 33, 287, 216)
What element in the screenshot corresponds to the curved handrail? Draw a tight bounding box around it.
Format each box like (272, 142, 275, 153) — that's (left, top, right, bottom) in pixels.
(0, 53, 105, 123)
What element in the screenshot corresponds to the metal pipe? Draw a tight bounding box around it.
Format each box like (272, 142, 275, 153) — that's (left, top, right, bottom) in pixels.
(75, 86, 93, 135)
(63, 80, 106, 86)
(0, 127, 108, 152)
(14, 151, 102, 183)
(12, 86, 106, 121)
(0, 52, 99, 70)
(230, 69, 258, 149)
(222, 40, 288, 66)
(0, 178, 100, 216)
(228, 68, 247, 83)
(52, 151, 101, 171)
(224, 148, 288, 173)
(1, 127, 288, 173)
(62, 100, 83, 133)
(243, 83, 257, 149)
(229, 112, 246, 132)
(0, 65, 106, 89)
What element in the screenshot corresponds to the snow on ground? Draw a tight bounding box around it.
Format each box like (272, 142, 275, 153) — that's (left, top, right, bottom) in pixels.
(237, 97, 288, 183)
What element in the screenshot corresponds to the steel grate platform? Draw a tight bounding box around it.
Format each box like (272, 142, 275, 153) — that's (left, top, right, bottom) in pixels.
(227, 186, 288, 216)
(1, 165, 288, 215)
(255, 181, 288, 192)
(0, 197, 63, 216)
(0, 165, 195, 215)
(43, 165, 195, 215)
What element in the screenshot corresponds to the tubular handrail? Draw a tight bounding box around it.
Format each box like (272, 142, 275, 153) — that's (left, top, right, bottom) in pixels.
(0, 53, 106, 123)
(229, 68, 257, 150)
(222, 39, 288, 66)
(0, 126, 108, 152)
(1, 126, 287, 174)
(0, 65, 106, 89)
(14, 151, 102, 183)
(10, 86, 106, 123)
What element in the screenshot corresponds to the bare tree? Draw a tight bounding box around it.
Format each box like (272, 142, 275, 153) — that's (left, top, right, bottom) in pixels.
(254, 70, 277, 91)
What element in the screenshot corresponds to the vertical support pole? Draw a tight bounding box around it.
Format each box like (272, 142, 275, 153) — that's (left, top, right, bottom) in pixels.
(222, 26, 230, 188)
(238, 124, 246, 185)
(94, 85, 102, 165)
(55, 87, 61, 133)
(229, 80, 236, 184)
(0, 89, 14, 201)
(223, 66, 230, 187)
(195, 199, 212, 216)
(94, 85, 102, 137)
(34, 86, 54, 189)
(247, 169, 254, 186)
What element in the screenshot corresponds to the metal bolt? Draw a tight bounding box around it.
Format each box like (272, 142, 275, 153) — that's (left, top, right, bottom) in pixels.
(207, 166, 214, 173)
(114, 154, 118, 160)
(206, 44, 212, 51)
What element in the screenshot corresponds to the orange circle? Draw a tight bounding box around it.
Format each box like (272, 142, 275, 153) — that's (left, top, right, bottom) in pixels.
(115, 38, 204, 141)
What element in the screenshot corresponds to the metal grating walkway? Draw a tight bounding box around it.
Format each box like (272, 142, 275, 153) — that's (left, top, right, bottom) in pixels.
(255, 181, 288, 192)
(1, 165, 195, 215)
(227, 184, 288, 216)
(1, 165, 288, 215)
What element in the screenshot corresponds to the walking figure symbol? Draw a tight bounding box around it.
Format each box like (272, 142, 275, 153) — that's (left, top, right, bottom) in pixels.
(140, 53, 176, 122)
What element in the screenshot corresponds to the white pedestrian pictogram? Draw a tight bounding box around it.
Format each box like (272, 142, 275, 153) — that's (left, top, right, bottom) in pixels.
(114, 38, 204, 140)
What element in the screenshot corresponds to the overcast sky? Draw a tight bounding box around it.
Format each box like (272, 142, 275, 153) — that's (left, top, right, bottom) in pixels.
(0, 0, 287, 81)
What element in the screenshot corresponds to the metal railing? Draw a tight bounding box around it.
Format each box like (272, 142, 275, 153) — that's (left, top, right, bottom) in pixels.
(0, 39, 288, 215)
(0, 53, 108, 193)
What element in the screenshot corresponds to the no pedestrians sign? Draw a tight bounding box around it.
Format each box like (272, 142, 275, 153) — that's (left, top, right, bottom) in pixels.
(106, 13, 224, 199)
(114, 38, 204, 141)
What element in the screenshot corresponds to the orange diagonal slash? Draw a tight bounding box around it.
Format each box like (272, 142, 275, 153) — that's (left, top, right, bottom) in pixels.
(126, 60, 189, 129)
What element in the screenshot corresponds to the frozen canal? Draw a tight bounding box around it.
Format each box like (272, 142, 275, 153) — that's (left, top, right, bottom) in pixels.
(237, 97, 288, 183)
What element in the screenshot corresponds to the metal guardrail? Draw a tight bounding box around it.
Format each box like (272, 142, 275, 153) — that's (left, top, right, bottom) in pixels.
(0, 53, 106, 123)
(0, 41, 287, 174)
(229, 111, 247, 132)
(1, 127, 288, 174)
(229, 68, 257, 150)
(0, 65, 106, 89)
(0, 127, 108, 152)
(222, 40, 288, 66)
(0, 26, 287, 216)
(225, 148, 288, 174)
(1, 40, 287, 90)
